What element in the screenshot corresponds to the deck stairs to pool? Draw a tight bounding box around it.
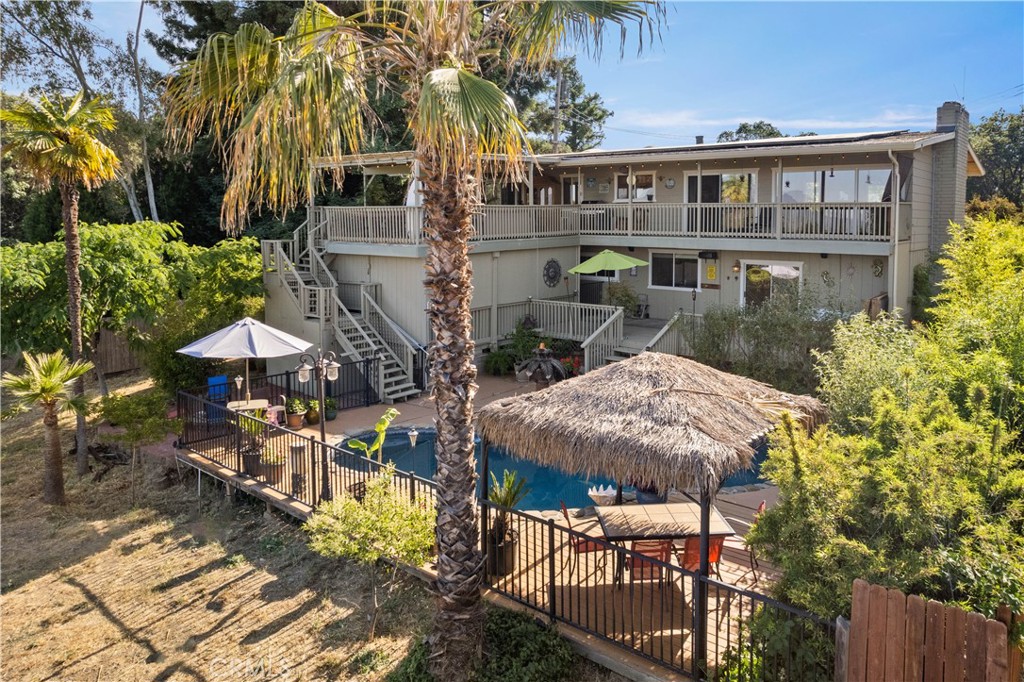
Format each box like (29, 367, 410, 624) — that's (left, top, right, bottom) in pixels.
(264, 221, 422, 403)
(604, 319, 665, 364)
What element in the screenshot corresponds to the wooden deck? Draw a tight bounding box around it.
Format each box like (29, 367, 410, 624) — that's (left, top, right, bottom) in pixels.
(176, 437, 784, 679)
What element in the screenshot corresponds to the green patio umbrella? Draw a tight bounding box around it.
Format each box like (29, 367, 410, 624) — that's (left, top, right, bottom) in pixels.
(569, 249, 648, 278)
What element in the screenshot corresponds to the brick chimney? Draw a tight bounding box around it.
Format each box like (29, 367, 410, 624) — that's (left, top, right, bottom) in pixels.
(930, 101, 970, 253)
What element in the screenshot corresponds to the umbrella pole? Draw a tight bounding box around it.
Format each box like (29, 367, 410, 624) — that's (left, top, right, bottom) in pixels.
(245, 360, 251, 402)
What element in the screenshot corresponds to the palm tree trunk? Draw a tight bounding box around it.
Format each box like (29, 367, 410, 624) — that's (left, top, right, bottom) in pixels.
(419, 150, 484, 680)
(42, 404, 66, 505)
(60, 180, 89, 477)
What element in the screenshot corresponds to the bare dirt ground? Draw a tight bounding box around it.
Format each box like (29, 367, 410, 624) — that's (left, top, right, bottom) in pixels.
(0, 373, 624, 682)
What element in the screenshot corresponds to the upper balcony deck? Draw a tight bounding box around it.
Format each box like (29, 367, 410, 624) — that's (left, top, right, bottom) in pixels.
(314, 201, 911, 248)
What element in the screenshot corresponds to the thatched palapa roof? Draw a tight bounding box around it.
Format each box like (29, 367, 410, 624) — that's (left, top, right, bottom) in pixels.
(476, 352, 827, 494)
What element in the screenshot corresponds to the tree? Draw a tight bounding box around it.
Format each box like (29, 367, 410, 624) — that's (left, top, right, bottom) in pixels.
(1, 351, 93, 504)
(162, 2, 661, 675)
(1, 1, 159, 221)
(968, 107, 1024, 208)
(513, 57, 612, 152)
(99, 389, 180, 505)
(717, 121, 784, 143)
(1, 222, 179, 394)
(1, 92, 120, 477)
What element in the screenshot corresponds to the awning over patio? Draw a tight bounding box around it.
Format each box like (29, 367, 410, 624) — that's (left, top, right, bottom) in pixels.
(475, 351, 826, 495)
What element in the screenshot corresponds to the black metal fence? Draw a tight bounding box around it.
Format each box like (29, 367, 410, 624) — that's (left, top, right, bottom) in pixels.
(176, 388, 833, 680)
(185, 357, 380, 412)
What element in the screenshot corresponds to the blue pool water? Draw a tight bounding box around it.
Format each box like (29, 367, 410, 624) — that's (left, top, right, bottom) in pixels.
(350, 428, 768, 510)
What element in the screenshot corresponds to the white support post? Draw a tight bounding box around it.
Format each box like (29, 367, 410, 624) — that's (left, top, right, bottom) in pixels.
(696, 162, 703, 238)
(776, 157, 783, 239)
(627, 164, 634, 237)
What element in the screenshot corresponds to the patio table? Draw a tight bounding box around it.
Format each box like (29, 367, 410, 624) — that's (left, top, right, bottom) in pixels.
(226, 399, 270, 412)
(595, 502, 734, 583)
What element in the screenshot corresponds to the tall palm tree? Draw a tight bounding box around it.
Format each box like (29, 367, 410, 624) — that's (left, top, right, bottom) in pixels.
(2, 352, 94, 505)
(1, 93, 120, 478)
(164, 2, 659, 675)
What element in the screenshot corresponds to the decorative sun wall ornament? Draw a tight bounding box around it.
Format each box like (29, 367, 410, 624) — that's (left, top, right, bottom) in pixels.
(543, 259, 562, 287)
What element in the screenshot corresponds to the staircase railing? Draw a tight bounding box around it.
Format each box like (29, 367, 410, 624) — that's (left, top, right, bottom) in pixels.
(361, 289, 426, 383)
(528, 299, 620, 343)
(644, 311, 683, 355)
(581, 308, 624, 372)
(307, 249, 380, 359)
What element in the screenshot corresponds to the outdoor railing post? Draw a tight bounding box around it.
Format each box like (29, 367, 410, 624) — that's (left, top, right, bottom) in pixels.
(310, 435, 320, 507)
(547, 518, 556, 623)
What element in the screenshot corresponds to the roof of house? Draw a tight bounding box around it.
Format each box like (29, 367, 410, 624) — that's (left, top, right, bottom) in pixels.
(544, 130, 984, 176)
(314, 129, 983, 176)
(475, 352, 827, 494)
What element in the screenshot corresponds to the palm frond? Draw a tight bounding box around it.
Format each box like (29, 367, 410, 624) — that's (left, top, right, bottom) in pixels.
(0, 92, 120, 189)
(416, 67, 529, 181)
(164, 4, 368, 232)
(1, 351, 94, 410)
(495, 0, 663, 68)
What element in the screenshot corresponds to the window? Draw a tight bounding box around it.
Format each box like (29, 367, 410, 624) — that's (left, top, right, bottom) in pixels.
(615, 172, 655, 202)
(650, 252, 700, 290)
(779, 168, 893, 203)
(686, 172, 756, 203)
(741, 261, 802, 307)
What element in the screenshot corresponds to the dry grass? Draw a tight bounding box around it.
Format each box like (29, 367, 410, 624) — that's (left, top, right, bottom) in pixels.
(0, 373, 626, 682)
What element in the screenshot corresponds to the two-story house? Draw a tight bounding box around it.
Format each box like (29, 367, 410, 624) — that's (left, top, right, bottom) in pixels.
(261, 102, 982, 401)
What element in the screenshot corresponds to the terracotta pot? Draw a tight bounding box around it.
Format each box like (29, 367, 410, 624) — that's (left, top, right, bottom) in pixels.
(286, 412, 305, 429)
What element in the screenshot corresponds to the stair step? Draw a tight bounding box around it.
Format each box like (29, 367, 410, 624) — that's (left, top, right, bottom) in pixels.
(604, 355, 626, 364)
(384, 385, 421, 402)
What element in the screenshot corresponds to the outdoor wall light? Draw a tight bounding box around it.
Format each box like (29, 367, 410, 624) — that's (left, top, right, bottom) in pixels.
(732, 260, 741, 273)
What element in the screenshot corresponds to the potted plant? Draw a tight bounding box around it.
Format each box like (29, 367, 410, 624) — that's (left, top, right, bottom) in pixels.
(305, 399, 321, 425)
(486, 470, 529, 577)
(285, 397, 306, 429)
(260, 448, 287, 487)
(323, 397, 338, 421)
(238, 408, 267, 475)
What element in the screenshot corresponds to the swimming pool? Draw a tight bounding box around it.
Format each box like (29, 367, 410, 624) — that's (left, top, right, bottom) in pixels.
(347, 428, 768, 510)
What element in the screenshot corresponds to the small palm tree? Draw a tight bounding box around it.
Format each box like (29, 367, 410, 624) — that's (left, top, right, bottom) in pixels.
(1, 92, 120, 478)
(2, 352, 94, 505)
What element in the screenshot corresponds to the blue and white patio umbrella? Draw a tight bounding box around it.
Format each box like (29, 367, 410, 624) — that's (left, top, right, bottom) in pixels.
(177, 317, 312, 402)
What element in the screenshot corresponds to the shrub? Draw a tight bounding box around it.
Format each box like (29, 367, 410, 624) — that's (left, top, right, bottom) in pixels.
(305, 465, 435, 640)
(483, 349, 515, 376)
(693, 289, 846, 394)
(813, 312, 924, 435)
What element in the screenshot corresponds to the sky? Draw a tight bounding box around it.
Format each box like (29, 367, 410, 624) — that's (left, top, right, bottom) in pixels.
(85, 1, 1024, 150)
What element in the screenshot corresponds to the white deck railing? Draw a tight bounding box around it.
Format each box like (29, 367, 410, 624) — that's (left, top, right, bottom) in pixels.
(314, 202, 908, 245)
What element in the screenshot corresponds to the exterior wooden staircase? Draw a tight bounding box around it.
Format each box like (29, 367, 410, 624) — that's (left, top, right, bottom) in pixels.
(264, 222, 421, 403)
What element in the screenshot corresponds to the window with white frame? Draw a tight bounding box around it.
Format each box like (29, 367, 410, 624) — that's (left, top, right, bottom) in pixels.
(615, 172, 655, 202)
(650, 252, 700, 290)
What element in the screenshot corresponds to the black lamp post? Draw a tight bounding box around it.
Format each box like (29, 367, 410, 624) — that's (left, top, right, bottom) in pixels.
(297, 349, 340, 502)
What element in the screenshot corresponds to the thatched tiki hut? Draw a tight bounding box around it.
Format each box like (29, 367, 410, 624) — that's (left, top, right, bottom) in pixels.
(475, 352, 826, 664)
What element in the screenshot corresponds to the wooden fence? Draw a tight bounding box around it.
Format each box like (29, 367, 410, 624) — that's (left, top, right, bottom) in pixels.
(842, 579, 1022, 682)
(92, 327, 142, 375)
